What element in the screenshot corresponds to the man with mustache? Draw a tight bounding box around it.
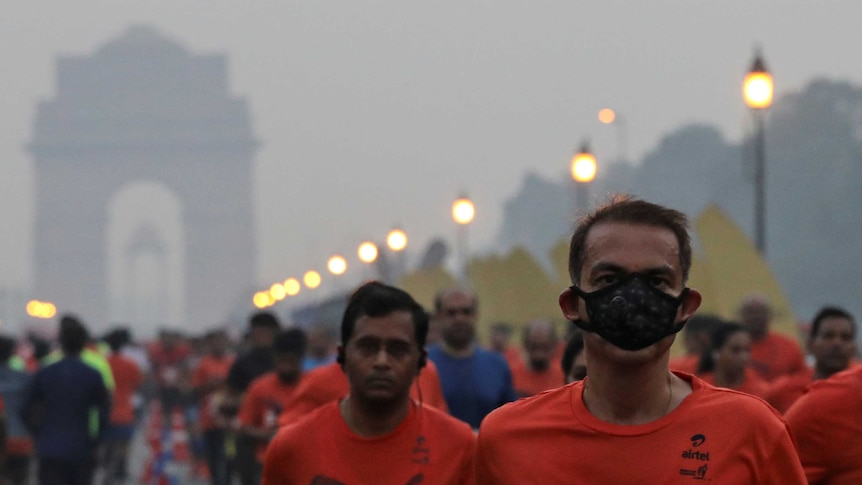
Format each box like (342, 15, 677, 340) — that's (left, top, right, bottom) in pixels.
(262, 282, 475, 485)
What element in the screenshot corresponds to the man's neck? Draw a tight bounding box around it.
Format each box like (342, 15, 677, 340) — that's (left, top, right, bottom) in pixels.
(340, 395, 411, 437)
(441, 341, 475, 358)
(582, 356, 689, 426)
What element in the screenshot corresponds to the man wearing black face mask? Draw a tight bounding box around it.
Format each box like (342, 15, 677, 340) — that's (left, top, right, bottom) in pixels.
(476, 195, 806, 484)
(510, 319, 564, 397)
(237, 328, 307, 484)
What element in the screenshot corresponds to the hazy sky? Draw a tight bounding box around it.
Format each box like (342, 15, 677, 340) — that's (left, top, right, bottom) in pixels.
(3, 1, 862, 309)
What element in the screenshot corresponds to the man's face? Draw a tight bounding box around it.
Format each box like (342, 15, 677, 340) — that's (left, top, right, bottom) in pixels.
(342, 311, 421, 405)
(809, 317, 856, 374)
(715, 331, 752, 376)
(560, 222, 699, 359)
(274, 353, 303, 385)
(740, 300, 771, 338)
(250, 326, 276, 349)
(209, 333, 230, 356)
(437, 292, 478, 350)
(525, 328, 555, 371)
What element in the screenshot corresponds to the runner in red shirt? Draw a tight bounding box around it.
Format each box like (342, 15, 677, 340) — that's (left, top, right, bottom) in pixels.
(696, 322, 769, 399)
(103, 328, 143, 485)
(263, 282, 475, 485)
(765, 306, 857, 413)
(739, 295, 807, 382)
(510, 319, 565, 397)
(477, 197, 805, 483)
(238, 329, 306, 480)
(192, 329, 235, 485)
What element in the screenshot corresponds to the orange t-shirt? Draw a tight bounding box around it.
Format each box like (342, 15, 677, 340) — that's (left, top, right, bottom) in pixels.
(262, 400, 475, 485)
(108, 353, 143, 425)
(763, 367, 814, 414)
(476, 372, 806, 484)
(785, 366, 862, 485)
(698, 368, 770, 399)
(749, 332, 807, 382)
(192, 354, 235, 430)
(510, 361, 565, 397)
(668, 354, 700, 375)
(238, 371, 300, 461)
(276, 360, 448, 428)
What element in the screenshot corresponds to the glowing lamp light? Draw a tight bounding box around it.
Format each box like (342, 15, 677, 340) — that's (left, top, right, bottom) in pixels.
(743, 53, 773, 110)
(327, 255, 348, 275)
(452, 197, 475, 225)
(598, 108, 616, 124)
(284, 278, 301, 296)
(571, 148, 597, 183)
(386, 229, 408, 252)
(253, 292, 273, 309)
(269, 283, 286, 301)
(26, 300, 57, 319)
(358, 242, 379, 263)
(303, 270, 321, 289)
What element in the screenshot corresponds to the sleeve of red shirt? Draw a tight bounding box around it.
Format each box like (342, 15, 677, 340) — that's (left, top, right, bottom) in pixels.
(238, 378, 264, 428)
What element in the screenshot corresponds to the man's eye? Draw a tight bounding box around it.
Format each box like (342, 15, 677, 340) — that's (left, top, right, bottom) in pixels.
(648, 276, 668, 287)
(595, 275, 618, 286)
(387, 344, 411, 358)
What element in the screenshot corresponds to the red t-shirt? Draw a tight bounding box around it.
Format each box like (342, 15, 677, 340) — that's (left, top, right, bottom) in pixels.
(192, 354, 235, 430)
(668, 354, 700, 375)
(277, 360, 448, 427)
(785, 366, 862, 485)
(263, 400, 475, 485)
(510, 361, 565, 397)
(476, 372, 806, 484)
(239, 371, 300, 461)
(148, 342, 192, 388)
(699, 368, 770, 399)
(108, 353, 144, 425)
(749, 332, 807, 382)
(763, 367, 814, 414)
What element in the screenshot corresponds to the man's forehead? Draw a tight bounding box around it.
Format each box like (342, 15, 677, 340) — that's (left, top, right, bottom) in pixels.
(440, 291, 475, 307)
(582, 222, 681, 271)
(352, 312, 416, 341)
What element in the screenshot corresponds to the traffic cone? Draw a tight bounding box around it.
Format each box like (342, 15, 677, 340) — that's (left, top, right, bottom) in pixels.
(170, 408, 190, 463)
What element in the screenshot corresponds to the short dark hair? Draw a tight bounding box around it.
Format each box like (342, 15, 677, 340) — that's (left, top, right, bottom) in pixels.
(341, 281, 428, 349)
(250, 311, 281, 330)
(568, 195, 692, 283)
(697, 322, 748, 374)
(810, 306, 856, 339)
(104, 328, 131, 353)
(274, 328, 308, 356)
(433, 287, 477, 313)
(59, 314, 89, 355)
(0, 334, 17, 363)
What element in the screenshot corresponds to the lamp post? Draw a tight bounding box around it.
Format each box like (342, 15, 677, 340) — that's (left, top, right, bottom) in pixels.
(571, 142, 597, 214)
(452, 195, 475, 281)
(743, 49, 773, 254)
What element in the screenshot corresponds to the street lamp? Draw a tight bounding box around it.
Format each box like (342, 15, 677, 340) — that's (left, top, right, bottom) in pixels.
(284, 278, 301, 296)
(386, 229, 408, 252)
(571, 142, 597, 213)
(386, 227, 408, 284)
(327, 255, 347, 276)
(303, 270, 321, 289)
(452, 195, 475, 281)
(743, 48, 773, 254)
(358, 242, 379, 263)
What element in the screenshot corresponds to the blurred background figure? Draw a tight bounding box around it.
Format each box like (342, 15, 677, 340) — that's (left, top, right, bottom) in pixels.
(301, 324, 336, 372)
(511, 319, 564, 397)
(488, 322, 521, 372)
(102, 328, 143, 485)
(697, 322, 769, 398)
(22, 315, 110, 485)
(560, 329, 586, 384)
(669, 314, 723, 375)
(765, 306, 858, 414)
(0, 334, 33, 485)
(192, 329, 235, 485)
(739, 295, 807, 382)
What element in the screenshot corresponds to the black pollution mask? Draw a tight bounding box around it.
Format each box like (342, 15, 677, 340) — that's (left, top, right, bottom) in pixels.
(570, 274, 689, 351)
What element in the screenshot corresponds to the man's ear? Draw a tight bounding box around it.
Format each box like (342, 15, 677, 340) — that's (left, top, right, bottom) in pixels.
(679, 288, 702, 321)
(559, 287, 580, 321)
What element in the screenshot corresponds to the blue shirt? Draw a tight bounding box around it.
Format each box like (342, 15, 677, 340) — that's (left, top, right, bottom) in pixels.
(427, 344, 517, 429)
(21, 357, 109, 460)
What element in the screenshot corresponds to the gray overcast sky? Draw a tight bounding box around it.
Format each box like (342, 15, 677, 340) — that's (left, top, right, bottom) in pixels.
(2, 1, 861, 299)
